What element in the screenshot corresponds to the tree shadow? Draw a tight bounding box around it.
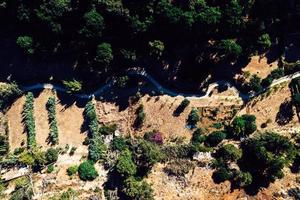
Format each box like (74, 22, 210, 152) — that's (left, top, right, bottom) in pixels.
(275, 100, 294, 125)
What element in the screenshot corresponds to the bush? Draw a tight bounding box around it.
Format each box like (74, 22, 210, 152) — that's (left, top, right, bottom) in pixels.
(95, 42, 113, 68)
(0, 82, 22, 111)
(62, 79, 82, 94)
(206, 131, 226, 147)
(164, 159, 195, 176)
(88, 138, 107, 162)
(45, 148, 59, 164)
(47, 164, 54, 173)
(23, 92, 36, 148)
(16, 35, 34, 54)
(46, 97, 59, 145)
(212, 167, 233, 183)
(215, 144, 242, 162)
(217, 39, 242, 59)
(67, 165, 78, 176)
(135, 105, 146, 128)
(187, 108, 200, 127)
(69, 146, 77, 156)
(117, 76, 129, 88)
(249, 75, 262, 93)
(111, 137, 128, 151)
(116, 149, 137, 177)
(231, 114, 256, 138)
(233, 171, 252, 187)
(191, 128, 206, 144)
(123, 177, 154, 200)
(78, 161, 98, 181)
(257, 33, 271, 50)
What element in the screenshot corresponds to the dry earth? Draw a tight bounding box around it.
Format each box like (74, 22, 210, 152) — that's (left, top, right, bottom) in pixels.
(242, 56, 278, 79)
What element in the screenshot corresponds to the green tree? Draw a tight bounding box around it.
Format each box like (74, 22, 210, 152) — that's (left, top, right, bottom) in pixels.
(217, 39, 242, 60)
(187, 108, 200, 126)
(212, 167, 232, 183)
(62, 79, 82, 94)
(215, 144, 242, 162)
(116, 149, 137, 177)
(206, 131, 226, 147)
(249, 75, 262, 92)
(78, 161, 98, 181)
(16, 36, 34, 54)
(233, 171, 253, 187)
(80, 8, 105, 39)
(45, 148, 59, 163)
(95, 42, 113, 70)
(67, 165, 78, 176)
(231, 115, 257, 138)
(258, 33, 272, 50)
(88, 138, 107, 162)
(123, 177, 154, 200)
(148, 40, 165, 58)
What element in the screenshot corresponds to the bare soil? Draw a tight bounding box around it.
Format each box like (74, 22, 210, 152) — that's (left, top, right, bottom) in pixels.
(242, 56, 278, 79)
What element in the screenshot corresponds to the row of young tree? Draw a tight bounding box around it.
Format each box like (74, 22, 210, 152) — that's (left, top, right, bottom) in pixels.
(46, 97, 59, 145)
(23, 92, 36, 148)
(0, 0, 288, 82)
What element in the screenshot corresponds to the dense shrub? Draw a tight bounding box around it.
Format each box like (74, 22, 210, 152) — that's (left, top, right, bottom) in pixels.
(116, 149, 137, 177)
(212, 167, 233, 183)
(206, 131, 226, 147)
(63, 79, 82, 94)
(47, 164, 54, 173)
(116, 76, 129, 88)
(78, 161, 98, 181)
(45, 148, 59, 164)
(23, 92, 36, 148)
(164, 159, 195, 176)
(46, 97, 59, 145)
(16, 36, 34, 54)
(111, 137, 128, 151)
(215, 144, 242, 162)
(88, 138, 107, 162)
(187, 108, 200, 127)
(123, 177, 154, 200)
(233, 171, 253, 187)
(67, 165, 78, 176)
(231, 114, 256, 138)
(135, 105, 146, 128)
(249, 75, 262, 93)
(0, 82, 22, 111)
(257, 33, 272, 50)
(191, 128, 206, 144)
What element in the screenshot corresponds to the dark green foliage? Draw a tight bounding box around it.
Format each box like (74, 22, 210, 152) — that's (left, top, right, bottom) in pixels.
(148, 40, 164, 58)
(240, 132, 298, 187)
(62, 79, 82, 94)
(16, 36, 34, 54)
(249, 75, 262, 93)
(46, 97, 59, 145)
(88, 138, 107, 162)
(233, 171, 253, 187)
(262, 68, 284, 87)
(191, 128, 206, 144)
(0, 82, 22, 111)
(212, 167, 233, 183)
(187, 108, 200, 127)
(116, 149, 137, 177)
(84, 100, 107, 162)
(111, 137, 128, 151)
(206, 131, 226, 147)
(23, 92, 36, 148)
(231, 114, 257, 138)
(116, 76, 129, 88)
(217, 39, 242, 60)
(215, 144, 242, 162)
(80, 8, 105, 39)
(95, 42, 113, 70)
(135, 105, 146, 128)
(45, 148, 59, 164)
(78, 161, 98, 181)
(162, 144, 195, 160)
(0, 135, 9, 156)
(164, 159, 195, 176)
(47, 164, 54, 173)
(99, 124, 117, 135)
(123, 177, 154, 200)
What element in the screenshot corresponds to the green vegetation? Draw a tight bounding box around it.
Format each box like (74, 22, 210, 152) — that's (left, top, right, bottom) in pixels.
(23, 92, 36, 148)
(95, 42, 113, 71)
(10, 177, 33, 200)
(46, 97, 59, 145)
(257, 33, 272, 50)
(78, 161, 98, 181)
(187, 108, 200, 127)
(174, 98, 190, 116)
(123, 177, 154, 200)
(206, 131, 226, 147)
(47, 164, 54, 173)
(0, 82, 22, 111)
(67, 165, 78, 176)
(62, 79, 82, 94)
(217, 39, 242, 60)
(149, 40, 164, 58)
(135, 104, 146, 128)
(111, 137, 128, 151)
(16, 36, 34, 54)
(230, 114, 257, 138)
(116, 149, 137, 177)
(45, 148, 59, 164)
(84, 100, 107, 162)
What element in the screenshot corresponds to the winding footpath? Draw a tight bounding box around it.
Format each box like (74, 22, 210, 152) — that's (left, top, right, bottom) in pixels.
(21, 69, 300, 101)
